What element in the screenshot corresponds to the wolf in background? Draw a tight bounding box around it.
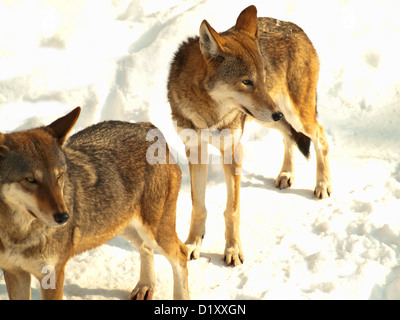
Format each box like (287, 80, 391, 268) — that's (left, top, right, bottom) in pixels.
(168, 5, 331, 266)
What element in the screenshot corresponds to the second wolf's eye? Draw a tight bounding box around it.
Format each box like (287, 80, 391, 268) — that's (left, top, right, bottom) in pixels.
(25, 178, 38, 185)
(242, 79, 253, 86)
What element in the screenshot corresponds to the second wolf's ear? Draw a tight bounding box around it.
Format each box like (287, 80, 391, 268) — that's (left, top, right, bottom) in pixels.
(199, 20, 225, 59)
(0, 133, 7, 160)
(47, 107, 81, 145)
(235, 5, 259, 39)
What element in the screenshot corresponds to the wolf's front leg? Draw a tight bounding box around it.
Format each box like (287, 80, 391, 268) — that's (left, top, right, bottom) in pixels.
(185, 161, 208, 260)
(221, 143, 244, 266)
(184, 140, 209, 260)
(3, 269, 32, 300)
(39, 264, 65, 300)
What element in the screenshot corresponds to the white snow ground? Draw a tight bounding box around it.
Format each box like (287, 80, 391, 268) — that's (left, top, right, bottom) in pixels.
(1, 0, 400, 300)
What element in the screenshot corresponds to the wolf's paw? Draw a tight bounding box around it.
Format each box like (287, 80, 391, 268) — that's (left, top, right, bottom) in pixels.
(314, 181, 332, 199)
(275, 172, 294, 189)
(129, 285, 155, 300)
(224, 245, 244, 267)
(185, 238, 203, 261)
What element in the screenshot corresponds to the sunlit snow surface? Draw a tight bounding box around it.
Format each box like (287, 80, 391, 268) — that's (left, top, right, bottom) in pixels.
(1, 0, 400, 300)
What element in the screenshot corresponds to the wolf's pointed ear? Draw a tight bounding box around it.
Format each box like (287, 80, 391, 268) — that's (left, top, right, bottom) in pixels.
(0, 133, 7, 160)
(235, 5, 259, 39)
(47, 107, 81, 145)
(199, 20, 225, 59)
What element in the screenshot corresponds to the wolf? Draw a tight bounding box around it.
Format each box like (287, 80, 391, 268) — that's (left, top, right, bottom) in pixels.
(168, 5, 331, 266)
(0, 107, 189, 300)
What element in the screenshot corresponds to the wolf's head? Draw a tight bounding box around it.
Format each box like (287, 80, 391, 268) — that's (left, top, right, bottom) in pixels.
(0, 107, 81, 227)
(199, 5, 283, 123)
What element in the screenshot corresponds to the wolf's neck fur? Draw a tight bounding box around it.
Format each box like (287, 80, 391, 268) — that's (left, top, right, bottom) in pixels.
(0, 200, 47, 247)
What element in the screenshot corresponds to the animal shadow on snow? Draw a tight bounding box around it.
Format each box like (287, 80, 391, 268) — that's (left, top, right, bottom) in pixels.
(1, 278, 129, 300)
(205, 163, 313, 199)
(63, 284, 129, 300)
(241, 172, 315, 200)
(197, 252, 230, 267)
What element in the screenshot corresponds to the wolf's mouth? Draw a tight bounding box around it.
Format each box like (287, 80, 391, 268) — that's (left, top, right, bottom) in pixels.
(240, 105, 254, 117)
(27, 210, 37, 219)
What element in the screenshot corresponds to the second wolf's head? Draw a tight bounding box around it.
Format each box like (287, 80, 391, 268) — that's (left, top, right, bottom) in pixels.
(199, 5, 283, 123)
(0, 107, 81, 227)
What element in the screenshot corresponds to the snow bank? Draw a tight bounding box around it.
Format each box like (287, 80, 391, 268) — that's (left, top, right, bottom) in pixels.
(1, 0, 400, 300)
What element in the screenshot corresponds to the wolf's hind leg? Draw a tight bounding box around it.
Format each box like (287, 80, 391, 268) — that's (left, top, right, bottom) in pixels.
(119, 226, 156, 300)
(157, 238, 189, 300)
(155, 167, 189, 300)
(130, 244, 155, 300)
(311, 123, 332, 199)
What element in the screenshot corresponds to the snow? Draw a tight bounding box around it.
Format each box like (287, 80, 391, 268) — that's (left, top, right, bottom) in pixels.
(1, 0, 400, 300)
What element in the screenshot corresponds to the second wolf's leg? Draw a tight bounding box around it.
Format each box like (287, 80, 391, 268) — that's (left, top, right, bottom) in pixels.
(119, 227, 156, 300)
(221, 142, 244, 266)
(257, 118, 296, 189)
(3, 269, 31, 300)
(185, 143, 208, 260)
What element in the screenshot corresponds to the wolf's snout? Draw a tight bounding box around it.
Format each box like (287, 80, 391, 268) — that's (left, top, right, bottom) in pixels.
(54, 212, 69, 224)
(272, 111, 284, 122)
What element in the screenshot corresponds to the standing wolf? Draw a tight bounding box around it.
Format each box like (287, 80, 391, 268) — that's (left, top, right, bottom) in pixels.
(168, 5, 331, 266)
(0, 107, 189, 300)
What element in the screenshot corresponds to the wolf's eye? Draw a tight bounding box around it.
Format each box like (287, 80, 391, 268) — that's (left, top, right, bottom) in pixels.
(25, 178, 38, 185)
(242, 79, 253, 86)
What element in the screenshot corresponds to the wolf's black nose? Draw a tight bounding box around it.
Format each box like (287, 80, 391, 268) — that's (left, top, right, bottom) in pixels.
(54, 212, 69, 224)
(272, 111, 284, 122)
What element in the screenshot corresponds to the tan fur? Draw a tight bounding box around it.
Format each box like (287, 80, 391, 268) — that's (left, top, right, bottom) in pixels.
(0, 107, 189, 300)
(168, 5, 332, 266)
